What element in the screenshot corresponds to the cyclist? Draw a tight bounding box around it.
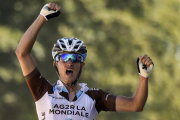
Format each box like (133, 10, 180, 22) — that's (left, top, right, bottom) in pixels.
(15, 3, 154, 120)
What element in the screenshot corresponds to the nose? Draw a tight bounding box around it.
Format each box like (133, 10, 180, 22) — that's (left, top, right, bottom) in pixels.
(66, 59, 73, 67)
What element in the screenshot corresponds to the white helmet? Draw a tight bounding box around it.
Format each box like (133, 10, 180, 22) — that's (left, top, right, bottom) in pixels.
(52, 37, 87, 61)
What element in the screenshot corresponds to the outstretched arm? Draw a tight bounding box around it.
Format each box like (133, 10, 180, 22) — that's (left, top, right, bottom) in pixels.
(15, 3, 61, 76)
(15, 15, 46, 76)
(116, 54, 154, 112)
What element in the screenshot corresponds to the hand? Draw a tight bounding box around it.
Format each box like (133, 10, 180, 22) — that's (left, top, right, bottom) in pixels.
(40, 3, 61, 21)
(137, 54, 154, 78)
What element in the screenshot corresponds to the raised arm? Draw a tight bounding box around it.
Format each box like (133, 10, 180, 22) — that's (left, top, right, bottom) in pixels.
(116, 54, 154, 112)
(15, 3, 61, 76)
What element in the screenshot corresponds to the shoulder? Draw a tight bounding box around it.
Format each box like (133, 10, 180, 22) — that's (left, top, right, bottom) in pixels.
(85, 88, 108, 100)
(24, 67, 53, 101)
(85, 88, 117, 112)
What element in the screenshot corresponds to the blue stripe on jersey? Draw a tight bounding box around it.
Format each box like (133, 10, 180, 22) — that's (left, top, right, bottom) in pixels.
(76, 90, 82, 99)
(53, 85, 83, 99)
(62, 86, 68, 93)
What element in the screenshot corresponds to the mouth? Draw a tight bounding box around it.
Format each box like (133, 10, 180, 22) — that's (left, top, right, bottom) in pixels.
(66, 69, 73, 77)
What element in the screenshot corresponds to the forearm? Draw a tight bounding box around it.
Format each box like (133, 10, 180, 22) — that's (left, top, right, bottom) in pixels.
(116, 75, 148, 112)
(16, 15, 46, 56)
(132, 75, 148, 111)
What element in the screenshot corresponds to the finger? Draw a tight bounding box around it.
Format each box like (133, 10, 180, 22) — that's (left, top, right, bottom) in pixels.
(144, 57, 151, 64)
(48, 3, 52, 9)
(142, 56, 149, 63)
(146, 60, 153, 66)
(139, 56, 143, 60)
(48, 3, 55, 10)
(145, 59, 152, 66)
(51, 3, 56, 10)
(144, 58, 151, 65)
(142, 54, 148, 59)
(55, 4, 61, 11)
(139, 54, 147, 60)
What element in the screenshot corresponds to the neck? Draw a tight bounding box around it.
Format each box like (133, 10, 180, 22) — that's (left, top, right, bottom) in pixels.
(59, 77, 81, 93)
(64, 82, 81, 93)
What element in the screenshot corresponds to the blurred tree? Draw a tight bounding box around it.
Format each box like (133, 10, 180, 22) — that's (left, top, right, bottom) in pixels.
(0, 0, 180, 120)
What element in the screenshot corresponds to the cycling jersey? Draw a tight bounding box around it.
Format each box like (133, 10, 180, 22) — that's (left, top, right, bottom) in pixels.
(25, 68, 116, 120)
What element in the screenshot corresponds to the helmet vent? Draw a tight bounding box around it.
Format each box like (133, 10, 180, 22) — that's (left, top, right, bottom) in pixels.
(59, 40, 64, 43)
(74, 45, 79, 49)
(68, 40, 72, 45)
(77, 41, 82, 44)
(62, 44, 66, 48)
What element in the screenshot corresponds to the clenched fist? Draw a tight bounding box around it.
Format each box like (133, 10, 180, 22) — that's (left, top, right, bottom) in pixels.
(40, 3, 61, 21)
(137, 54, 154, 78)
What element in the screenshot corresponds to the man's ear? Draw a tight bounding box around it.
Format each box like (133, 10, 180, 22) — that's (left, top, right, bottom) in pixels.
(53, 61, 56, 66)
(81, 62, 85, 68)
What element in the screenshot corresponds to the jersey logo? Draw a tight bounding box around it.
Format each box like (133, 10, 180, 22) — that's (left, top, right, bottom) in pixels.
(41, 112, 45, 120)
(49, 104, 89, 118)
(48, 94, 64, 99)
(39, 75, 42, 79)
(105, 94, 110, 100)
(90, 88, 99, 91)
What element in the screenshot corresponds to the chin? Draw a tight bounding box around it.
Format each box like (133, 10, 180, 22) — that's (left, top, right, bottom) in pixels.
(64, 78, 76, 84)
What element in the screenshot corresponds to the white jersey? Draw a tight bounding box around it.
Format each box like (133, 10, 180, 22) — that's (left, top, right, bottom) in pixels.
(25, 68, 116, 120)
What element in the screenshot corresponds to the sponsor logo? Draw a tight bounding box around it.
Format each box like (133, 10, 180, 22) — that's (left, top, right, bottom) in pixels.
(49, 104, 89, 118)
(41, 112, 45, 120)
(48, 94, 64, 99)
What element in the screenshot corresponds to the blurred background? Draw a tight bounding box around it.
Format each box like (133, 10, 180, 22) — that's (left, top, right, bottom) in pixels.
(0, 0, 180, 120)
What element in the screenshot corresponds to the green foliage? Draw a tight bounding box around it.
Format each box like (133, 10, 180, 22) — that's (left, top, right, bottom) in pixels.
(0, 0, 180, 119)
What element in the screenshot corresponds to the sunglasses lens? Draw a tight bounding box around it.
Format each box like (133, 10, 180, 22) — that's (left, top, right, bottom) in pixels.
(57, 54, 82, 63)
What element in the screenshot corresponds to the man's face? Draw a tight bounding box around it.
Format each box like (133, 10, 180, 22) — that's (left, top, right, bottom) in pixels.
(56, 58, 85, 84)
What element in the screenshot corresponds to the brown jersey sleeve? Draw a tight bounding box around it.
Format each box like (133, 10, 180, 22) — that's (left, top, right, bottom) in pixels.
(85, 89, 116, 113)
(24, 67, 53, 101)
